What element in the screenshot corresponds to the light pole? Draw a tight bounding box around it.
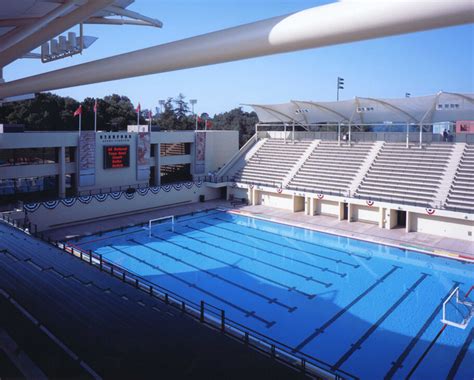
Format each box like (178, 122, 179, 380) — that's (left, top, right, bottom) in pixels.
(158, 99, 165, 113)
(337, 76, 344, 101)
(190, 99, 198, 130)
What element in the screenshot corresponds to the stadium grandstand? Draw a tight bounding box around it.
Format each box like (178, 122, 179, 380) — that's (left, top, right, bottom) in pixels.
(1, 1, 473, 379)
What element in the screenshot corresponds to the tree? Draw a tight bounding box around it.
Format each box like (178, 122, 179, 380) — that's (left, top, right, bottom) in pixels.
(212, 107, 258, 147)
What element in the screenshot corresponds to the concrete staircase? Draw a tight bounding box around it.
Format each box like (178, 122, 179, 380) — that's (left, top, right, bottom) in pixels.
(445, 143, 474, 212)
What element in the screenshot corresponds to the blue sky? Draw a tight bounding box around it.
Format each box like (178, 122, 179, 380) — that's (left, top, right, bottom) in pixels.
(5, 0, 474, 116)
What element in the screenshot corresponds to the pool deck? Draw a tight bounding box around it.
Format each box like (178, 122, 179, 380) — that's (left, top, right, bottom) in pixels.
(45, 200, 473, 262)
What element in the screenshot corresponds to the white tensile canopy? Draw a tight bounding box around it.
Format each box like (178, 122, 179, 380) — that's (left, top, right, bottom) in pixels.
(248, 92, 474, 126)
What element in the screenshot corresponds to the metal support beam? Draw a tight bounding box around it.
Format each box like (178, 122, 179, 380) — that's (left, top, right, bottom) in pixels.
(0, 0, 472, 99)
(0, 0, 115, 68)
(0, 0, 78, 53)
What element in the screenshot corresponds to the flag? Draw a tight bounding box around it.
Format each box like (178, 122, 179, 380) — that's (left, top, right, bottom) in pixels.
(73, 105, 82, 117)
(136, 103, 141, 113)
(93, 99, 98, 113)
(206, 120, 213, 129)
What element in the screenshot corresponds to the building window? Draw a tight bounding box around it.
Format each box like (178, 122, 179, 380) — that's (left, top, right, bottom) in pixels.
(160, 143, 191, 156)
(160, 164, 192, 184)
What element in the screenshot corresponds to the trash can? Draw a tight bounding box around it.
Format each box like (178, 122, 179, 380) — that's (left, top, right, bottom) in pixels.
(199, 195, 205, 203)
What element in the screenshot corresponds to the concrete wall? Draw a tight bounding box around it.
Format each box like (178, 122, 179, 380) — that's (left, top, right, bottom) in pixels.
(411, 214, 474, 241)
(28, 185, 220, 231)
(204, 131, 239, 174)
(259, 191, 293, 210)
(316, 199, 339, 217)
(352, 205, 379, 224)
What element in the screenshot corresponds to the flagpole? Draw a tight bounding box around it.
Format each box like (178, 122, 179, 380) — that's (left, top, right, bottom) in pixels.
(137, 107, 139, 126)
(94, 99, 97, 132)
(79, 112, 82, 135)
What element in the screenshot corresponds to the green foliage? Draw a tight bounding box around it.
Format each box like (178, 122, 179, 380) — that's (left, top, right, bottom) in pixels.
(0, 93, 259, 146)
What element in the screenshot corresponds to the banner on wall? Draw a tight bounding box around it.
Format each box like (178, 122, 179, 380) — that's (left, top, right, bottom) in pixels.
(195, 131, 206, 174)
(78, 131, 96, 186)
(137, 132, 151, 181)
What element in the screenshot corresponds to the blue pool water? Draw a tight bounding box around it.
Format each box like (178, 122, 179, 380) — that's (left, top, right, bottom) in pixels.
(73, 209, 474, 379)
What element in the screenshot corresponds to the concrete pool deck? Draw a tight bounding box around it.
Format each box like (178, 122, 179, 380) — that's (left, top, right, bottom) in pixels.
(45, 200, 473, 262)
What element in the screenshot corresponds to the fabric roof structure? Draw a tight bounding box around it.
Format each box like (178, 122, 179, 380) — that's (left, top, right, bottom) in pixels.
(247, 92, 474, 125)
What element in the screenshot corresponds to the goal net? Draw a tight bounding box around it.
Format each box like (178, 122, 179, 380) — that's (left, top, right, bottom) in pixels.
(148, 215, 175, 237)
(441, 286, 474, 330)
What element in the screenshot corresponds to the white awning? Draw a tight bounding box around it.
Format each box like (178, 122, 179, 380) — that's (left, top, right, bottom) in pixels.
(247, 92, 474, 125)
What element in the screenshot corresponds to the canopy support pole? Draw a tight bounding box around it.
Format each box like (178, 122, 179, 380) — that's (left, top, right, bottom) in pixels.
(406, 122, 409, 148)
(284, 123, 287, 144)
(348, 123, 352, 145)
(255, 123, 258, 142)
(292, 121, 295, 143)
(338, 122, 341, 146)
(419, 123, 423, 149)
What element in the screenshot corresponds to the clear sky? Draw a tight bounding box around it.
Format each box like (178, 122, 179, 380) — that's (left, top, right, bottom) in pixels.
(4, 0, 474, 116)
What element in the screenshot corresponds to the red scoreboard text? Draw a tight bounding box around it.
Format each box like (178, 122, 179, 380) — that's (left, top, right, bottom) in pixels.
(103, 145, 130, 169)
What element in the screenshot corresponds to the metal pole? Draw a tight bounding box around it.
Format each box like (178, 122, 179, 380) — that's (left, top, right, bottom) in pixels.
(338, 122, 341, 146)
(419, 123, 423, 148)
(348, 123, 351, 145)
(284, 123, 287, 144)
(292, 121, 295, 143)
(406, 122, 409, 148)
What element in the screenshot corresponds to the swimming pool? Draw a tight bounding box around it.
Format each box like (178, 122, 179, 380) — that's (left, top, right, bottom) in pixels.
(72, 209, 474, 379)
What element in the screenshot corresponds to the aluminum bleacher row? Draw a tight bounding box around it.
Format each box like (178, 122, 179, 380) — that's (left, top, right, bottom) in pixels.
(355, 143, 454, 206)
(288, 141, 374, 195)
(234, 139, 312, 187)
(0, 222, 303, 380)
(233, 138, 472, 211)
(445, 144, 474, 212)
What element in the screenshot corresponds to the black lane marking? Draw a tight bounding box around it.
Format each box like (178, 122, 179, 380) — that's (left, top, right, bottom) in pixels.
(170, 227, 332, 288)
(294, 265, 400, 352)
(331, 273, 430, 371)
(385, 282, 460, 379)
(183, 225, 335, 287)
(185, 223, 347, 278)
(108, 245, 276, 327)
(150, 232, 316, 300)
(212, 215, 372, 261)
(201, 219, 360, 269)
(446, 327, 474, 380)
(405, 324, 447, 379)
(129, 238, 297, 312)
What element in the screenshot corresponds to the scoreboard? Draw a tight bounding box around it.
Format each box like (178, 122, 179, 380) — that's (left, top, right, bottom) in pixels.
(103, 145, 130, 169)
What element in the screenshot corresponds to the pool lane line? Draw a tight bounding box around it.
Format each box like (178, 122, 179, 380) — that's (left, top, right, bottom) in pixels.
(384, 282, 461, 379)
(171, 226, 333, 288)
(293, 265, 401, 353)
(185, 222, 345, 280)
(186, 223, 347, 279)
(200, 219, 360, 269)
(129, 238, 297, 313)
(331, 272, 430, 372)
(106, 244, 276, 328)
(213, 215, 373, 262)
(150, 232, 317, 300)
(446, 327, 474, 380)
(405, 323, 447, 380)
(69, 211, 223, 246)
(230, 209, 474, 265)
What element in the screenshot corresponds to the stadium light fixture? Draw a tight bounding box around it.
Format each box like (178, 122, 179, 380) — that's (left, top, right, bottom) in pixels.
(337, 77, 344, 101)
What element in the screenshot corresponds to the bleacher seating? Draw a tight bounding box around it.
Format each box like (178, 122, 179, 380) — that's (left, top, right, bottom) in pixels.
(0, 222, 301, 379)
(355, 143, 454, 206)
(287, 141, 375, 195)
(445, 144, 474, 212)
(234, 139, 312, 187)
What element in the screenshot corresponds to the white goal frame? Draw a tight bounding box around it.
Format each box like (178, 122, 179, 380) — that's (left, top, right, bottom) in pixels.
(441, 286, 474, 330)
(148, 215, 175, 237)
